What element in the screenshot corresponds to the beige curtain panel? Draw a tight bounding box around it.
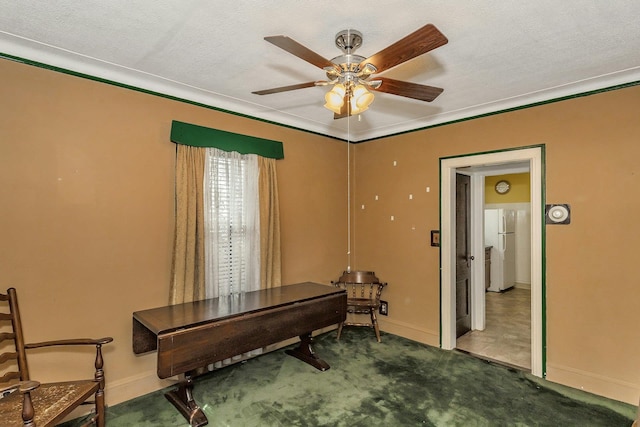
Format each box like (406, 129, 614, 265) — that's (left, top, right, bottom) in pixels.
(170, 145, 206, 304)
(259, 156, 282, 289)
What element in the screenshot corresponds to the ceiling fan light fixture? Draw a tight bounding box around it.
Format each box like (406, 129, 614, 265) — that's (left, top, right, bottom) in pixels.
(324, 83, 346, 113)
(351, 84, 374, 112)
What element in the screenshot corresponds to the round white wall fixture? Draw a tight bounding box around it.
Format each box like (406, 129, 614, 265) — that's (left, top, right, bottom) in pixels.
(545, 204, 570, 224)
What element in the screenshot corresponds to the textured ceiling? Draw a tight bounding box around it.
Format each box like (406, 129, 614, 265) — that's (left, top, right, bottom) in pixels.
(1, 1, 639, 142)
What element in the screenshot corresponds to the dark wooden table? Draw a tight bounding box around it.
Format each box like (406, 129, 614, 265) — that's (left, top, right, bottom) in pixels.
(132, 282, 346, 426)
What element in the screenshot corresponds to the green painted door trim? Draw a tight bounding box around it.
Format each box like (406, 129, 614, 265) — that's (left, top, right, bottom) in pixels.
(539, 144, 547, 376)
(170, 120, 284, 159)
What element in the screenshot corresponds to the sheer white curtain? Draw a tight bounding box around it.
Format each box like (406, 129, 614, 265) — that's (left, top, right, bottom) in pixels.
(203, 148, 262, 367)
(203, 148, 260, 298)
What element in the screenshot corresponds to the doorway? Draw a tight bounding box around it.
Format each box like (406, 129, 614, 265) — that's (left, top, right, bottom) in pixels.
(439, 146, 545, 378)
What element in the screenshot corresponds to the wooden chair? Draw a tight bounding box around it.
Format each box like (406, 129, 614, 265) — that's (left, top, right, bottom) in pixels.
(0, 288, 113, 427)
(332, 271, 387, 342)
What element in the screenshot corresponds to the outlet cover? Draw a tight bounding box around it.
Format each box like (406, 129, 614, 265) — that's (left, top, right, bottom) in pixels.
(379, 301, 389, 316)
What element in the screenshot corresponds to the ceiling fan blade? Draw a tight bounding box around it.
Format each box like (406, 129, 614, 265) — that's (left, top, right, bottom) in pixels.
(373, 77, 444, 102)
(264, 35, 339, 72)
(252, 82, 318, 95)
(359, 24, 448, 74)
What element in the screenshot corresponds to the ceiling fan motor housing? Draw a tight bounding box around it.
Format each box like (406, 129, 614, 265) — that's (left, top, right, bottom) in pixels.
(327, 54, 366, 79)
(327, 30, 377, 88)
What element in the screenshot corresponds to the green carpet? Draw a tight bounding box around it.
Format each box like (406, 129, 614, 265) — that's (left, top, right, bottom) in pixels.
(66, 328, 635, 426)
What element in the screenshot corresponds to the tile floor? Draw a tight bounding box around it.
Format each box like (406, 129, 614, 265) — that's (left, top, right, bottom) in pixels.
(456, 286, 531, 369)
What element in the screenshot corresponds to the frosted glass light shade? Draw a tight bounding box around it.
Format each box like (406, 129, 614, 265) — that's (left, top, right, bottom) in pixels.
(350, 85, 374, 114)
(324, 84, 346, 113)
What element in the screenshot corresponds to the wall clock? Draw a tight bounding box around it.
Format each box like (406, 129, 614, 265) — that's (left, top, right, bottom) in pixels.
(495, 180, 510, 194)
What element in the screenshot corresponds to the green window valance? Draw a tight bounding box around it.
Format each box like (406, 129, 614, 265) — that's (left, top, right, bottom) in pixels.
(170, 120, 284, 159)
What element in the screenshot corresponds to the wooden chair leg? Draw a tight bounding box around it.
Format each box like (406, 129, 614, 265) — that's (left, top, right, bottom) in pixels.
(336, 322, 344, 340)
(94, 343, 107, 427)
(370, 309, 381, 342)
(19, 381, 39, 427)
(95, 388, 106, 427)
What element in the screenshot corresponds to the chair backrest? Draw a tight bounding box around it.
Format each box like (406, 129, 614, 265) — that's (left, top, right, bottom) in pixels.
(333, 271, 386, 302)
(0, 288, 30, 385)
(337, 270, 379, 284)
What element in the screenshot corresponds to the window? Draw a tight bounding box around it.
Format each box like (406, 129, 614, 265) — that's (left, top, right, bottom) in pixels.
(169, 120, 283, 305)
(204, 148, 260, 298)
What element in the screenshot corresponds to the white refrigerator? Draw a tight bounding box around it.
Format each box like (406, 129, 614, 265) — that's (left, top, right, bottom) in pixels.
(484, 209, 516, 292)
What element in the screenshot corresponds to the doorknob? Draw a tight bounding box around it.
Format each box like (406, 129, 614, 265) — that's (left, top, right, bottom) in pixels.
(468, 255, 475, 261)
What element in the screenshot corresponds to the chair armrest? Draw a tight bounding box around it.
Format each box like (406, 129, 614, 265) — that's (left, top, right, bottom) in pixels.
(18, 381, 40, 394)
(0, 381, 40, 399)
(25, 337, 113, 349)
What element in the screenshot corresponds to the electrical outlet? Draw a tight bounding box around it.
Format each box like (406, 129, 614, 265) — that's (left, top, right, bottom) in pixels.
(379, 301, 389, 316)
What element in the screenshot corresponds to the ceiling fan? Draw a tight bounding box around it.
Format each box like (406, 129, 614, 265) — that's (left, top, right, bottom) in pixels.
(252, 24, 448, 119)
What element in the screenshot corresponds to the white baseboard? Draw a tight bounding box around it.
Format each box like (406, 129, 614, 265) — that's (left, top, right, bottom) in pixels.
(546, 362, 640, 405)
(106, 369, 177, 406)
(378, 318, 439, 347)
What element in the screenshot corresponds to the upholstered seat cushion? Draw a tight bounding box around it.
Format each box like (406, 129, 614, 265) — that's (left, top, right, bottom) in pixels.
(0, 380, 98, 427)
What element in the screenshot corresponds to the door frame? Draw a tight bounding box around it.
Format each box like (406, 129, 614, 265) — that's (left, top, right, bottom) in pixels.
(439, 146, 545, 377)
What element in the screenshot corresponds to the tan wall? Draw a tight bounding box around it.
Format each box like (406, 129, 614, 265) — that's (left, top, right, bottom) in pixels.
(2, 56, 639, 406)
(0, 59, 347, 404)
(353, 85, 640, 404)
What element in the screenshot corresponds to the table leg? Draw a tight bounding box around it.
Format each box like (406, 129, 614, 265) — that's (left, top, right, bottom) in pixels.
(285, 332, 330, 371)
(165, 371, 209, 426)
